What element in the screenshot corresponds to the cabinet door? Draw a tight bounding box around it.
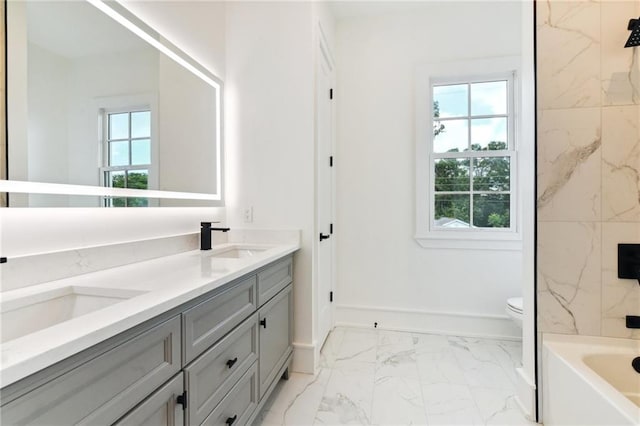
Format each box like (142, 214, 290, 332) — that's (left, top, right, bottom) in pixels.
(258, 285, 292, 398)
(114, 373, 184, 426)
(1, 316, 181, 425)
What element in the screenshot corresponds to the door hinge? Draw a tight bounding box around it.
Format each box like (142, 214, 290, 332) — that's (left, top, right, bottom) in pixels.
(330, 88, 333, 99)
(330, 223, 333, 234)
(329, 156, 333, 167)
(330, 291, 333, 302)
(176, 391, 187, 410)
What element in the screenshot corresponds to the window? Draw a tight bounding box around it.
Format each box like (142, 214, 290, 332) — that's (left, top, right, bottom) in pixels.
(416, 57, 521, 249)
(101, 108, 151, 207)
(432, 79, 513, 229)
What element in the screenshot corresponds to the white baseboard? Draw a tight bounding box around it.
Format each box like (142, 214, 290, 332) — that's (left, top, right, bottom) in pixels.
(292, 341, 317, 374)
(335, 304, 522, 340)
(515, 366, 538, 422)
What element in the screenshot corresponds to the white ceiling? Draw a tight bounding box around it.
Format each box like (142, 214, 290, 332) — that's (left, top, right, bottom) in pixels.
(27, 1, 148, 59)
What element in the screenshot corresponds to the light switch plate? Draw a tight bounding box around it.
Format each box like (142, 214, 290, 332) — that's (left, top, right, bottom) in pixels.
(243, 207, 253, 223)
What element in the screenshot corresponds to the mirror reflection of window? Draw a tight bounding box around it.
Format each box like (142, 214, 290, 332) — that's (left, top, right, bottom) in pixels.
(5, 0, 223, 206)
(101, 108, 151, 207)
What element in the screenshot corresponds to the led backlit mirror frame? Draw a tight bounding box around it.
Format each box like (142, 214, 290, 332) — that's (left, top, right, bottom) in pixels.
(1, 0, 224, 206)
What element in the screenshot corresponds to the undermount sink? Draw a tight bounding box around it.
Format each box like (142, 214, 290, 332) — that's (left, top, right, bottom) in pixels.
(208, 245, 270, 259)
(1, 286, 146, 343)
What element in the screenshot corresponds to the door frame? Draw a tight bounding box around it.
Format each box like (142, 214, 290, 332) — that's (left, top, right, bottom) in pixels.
(314, 21, 336, 360)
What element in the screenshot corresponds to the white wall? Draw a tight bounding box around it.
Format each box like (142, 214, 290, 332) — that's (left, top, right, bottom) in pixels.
(28, 38, 219, 199)
(224, 1, 316, 372)
(119, 1, 226, 81)
(158, 54, 217, 195)
(7, 0, 28, 186)
(27, 43, 69, 187)
(334, 2, 524, 339)
(67, 50, 158, 190)
(1, 1, 227, 257)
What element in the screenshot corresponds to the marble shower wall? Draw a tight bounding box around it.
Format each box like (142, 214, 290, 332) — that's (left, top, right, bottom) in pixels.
(537, 0, 640, 339)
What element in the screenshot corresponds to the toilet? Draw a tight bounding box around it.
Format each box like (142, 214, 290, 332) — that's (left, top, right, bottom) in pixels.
(506, 297, 523, 328)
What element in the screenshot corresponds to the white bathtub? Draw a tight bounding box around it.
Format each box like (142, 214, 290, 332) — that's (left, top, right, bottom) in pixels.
(543, 334, 640, 425)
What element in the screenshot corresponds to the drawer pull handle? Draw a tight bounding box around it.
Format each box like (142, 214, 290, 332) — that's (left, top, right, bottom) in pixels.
(260, 318, 267, 329)
(176, 391, 187, 409)
(226, 415, 238, 425)
(226, 357, 238, 368)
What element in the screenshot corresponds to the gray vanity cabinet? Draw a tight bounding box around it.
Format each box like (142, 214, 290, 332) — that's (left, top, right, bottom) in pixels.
(0, 254, 294, 426)
(184, 313, 258, 425)
(114, 373, 184, 426)
(0, 315, 181, 425)
(258, 284, 293, 398)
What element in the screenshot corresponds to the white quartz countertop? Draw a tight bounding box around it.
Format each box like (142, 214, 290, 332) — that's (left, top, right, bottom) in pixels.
(0, 240, 299, 388)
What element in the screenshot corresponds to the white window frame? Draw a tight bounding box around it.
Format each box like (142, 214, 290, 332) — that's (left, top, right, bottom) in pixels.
(100, 107, 151, 207)
(415, 57, 522, 250)
(101, 105, 151, 166)
(93, 93, 158, 207)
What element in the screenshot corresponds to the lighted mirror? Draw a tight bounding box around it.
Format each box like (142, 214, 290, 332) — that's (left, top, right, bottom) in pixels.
(3, 0, 223, 207)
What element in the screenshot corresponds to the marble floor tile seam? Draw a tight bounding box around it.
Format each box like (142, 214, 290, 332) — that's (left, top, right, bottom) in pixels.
(333, 326, 521, 344)
(381, 348, 514, 392)
(296, 369, 332, 424)
(326, 328, 519, 389)
(256, 327, 526, 426)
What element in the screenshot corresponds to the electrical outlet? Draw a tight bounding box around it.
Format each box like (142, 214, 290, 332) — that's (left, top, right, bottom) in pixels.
(242, 207, 253, 223)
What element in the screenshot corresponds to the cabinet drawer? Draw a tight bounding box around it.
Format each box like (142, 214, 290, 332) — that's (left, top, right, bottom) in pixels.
(114, 373, 184, 426)
(184, 313, 258, 426)
(200, 362, 258, 426)
(257, 256, 292, 306)
(1, 315, 181, 425)
(183, 276, 257, 365)
(258, 285, 292, 399)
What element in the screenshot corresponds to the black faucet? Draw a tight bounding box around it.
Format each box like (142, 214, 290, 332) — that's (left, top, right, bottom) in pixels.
(626, 315, 640, 329)
(201, 221, 230, 250)
(618, 244, 640, 285)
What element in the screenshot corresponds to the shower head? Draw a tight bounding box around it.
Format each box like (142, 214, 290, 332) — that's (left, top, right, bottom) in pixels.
(625, 18, 640, 48)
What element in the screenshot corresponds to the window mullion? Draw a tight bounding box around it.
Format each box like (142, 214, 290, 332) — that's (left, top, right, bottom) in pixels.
(433, 151, 514, 160)
(468, 161, 474, 229)
(128, 112, 133, 167)
(437, 113, 507, 122)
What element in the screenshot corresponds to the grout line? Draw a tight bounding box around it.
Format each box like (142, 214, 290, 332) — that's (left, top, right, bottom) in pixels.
(411, 331, 433, 425)
(264, 326, 530, 425)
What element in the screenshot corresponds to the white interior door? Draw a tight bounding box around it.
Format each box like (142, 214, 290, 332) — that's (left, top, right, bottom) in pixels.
(316, 32, 334, 350)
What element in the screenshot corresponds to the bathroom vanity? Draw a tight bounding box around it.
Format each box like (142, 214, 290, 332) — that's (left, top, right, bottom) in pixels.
(0, 243, 297, 426)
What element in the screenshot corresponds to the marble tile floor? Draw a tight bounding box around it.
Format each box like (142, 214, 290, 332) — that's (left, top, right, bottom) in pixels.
(254, 327, 537, 426)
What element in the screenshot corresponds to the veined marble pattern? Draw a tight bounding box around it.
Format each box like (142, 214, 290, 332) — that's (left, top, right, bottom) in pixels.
(601, 0, 640, 105)
(536, 0, 640, 341)
(536, 0, 601, 109)
(601, 223, 640, 339)
(537, 222, 602, 335)
(1, 233, 199, 292)
(254, 327, 534, 426)
(537, 108, 601, 221)
(602, 106, 640, 221)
